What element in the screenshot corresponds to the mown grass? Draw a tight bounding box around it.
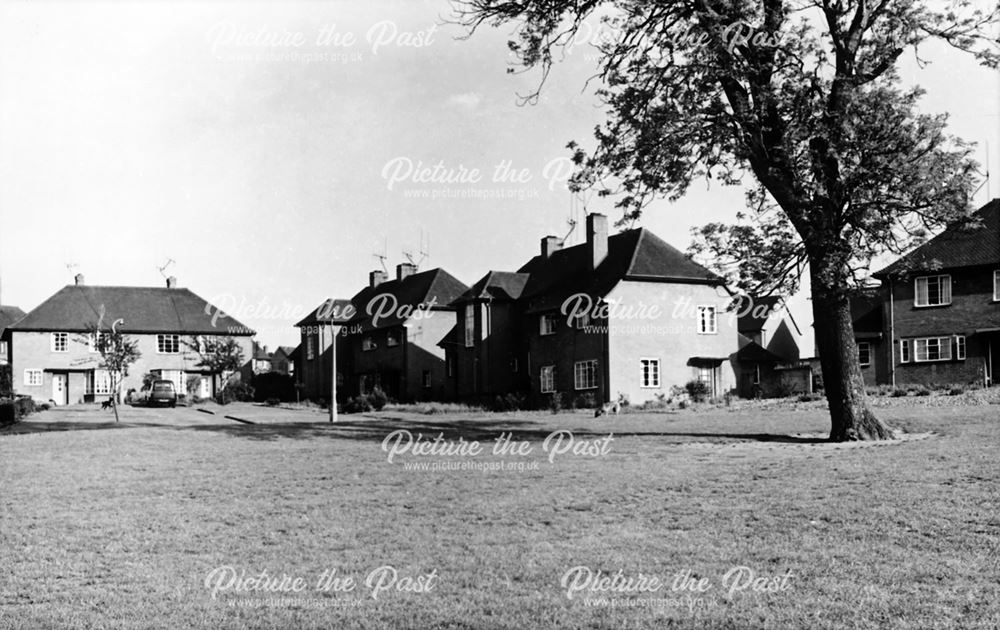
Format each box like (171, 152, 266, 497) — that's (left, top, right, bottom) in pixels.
(1, 402, 998, 629)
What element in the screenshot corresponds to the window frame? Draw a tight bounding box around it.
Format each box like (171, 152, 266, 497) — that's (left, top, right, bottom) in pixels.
(696, 305, 717, 335)
(539, 313, 557, 336)
(900, 338, 911, 363)
(540, 365, 555, 393)
(913, 336, 953, 362)
(639, 357, 660, 388)
(422, 370, 431, 388)
(51, 332, 68, 353)
(24, 369, 43, 386)
(156, 334, 180, 354)
(913, 275, 952, 308)
(574, 359, 599, 391)
(306, 335, 316, 360)
(387, 329, 401, 347)
(994, 270, 1000, 301)
(464, 305, 475, 348)
(956, 335, 966, 360)
(362, 336, 376, 352)
(857, 342, 872, 367)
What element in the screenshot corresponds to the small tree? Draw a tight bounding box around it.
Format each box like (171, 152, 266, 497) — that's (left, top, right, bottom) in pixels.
(186, 336, 245, 401)
(85, 322, 141, 423)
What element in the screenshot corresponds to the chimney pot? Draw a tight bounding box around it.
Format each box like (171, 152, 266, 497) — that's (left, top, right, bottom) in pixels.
(166, 276, 177, 289)
(369, 270, 388, 288)
(74, 273, 85, 286)
(540, 236, 563, 258)
(396, 262, 417, 281)
(586, 213, 609, 269)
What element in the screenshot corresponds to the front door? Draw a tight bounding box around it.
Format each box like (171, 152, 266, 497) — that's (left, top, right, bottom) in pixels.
(51, 373, 68, 405)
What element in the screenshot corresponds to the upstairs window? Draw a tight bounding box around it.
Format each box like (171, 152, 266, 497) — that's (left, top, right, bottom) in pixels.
(464, 305, 475, 348)
(994, 270, 999, 301)
(306, 335, 316, 360)
(88, 332, 102, 353)
(157, 334, 180, 354)
(697, 306, 717, 334)
(51, 332, 68, 353)
(857, 342, 871, 367)
(573, 313, 590, 330)
(362, 336, 376, 352)
(914, 275, 951, 307)
(540, 313, 557, 336)
(387, 330, 401, 347)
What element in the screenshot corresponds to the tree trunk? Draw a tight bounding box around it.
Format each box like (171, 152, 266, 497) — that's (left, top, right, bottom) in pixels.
(810, 262, 894, 441)
(111, 373, 120, 423)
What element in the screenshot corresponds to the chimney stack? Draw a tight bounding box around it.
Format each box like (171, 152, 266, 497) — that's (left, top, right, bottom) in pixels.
(586, 213, 608, 270)
(369, 270, 388, 288)
(74, 273, 85, 286)
(540, 236, 563, 258)
(396, 262, 417, 281)
(166, 276, 177, 289)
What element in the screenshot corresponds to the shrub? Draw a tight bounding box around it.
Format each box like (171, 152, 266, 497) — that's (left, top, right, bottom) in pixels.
(798, 393, 822, 402)
(343, 395, 373, 414)
(14, 397, 35, 418)
(914, 387, 931, 397)
(39, 403, 50, 411)
(217, 381, 254, 405)
(368, 387, 389, 411)
(252, 372, 297, 403)
(572, 392, 597, 410)
(0, 401, 15, 425)
(685, 380, 710, 403)
(548, 392, 564, 414)
(947, 385, 965, 396)
(891, 388, 908, 397)
(490, 392, 527, 412)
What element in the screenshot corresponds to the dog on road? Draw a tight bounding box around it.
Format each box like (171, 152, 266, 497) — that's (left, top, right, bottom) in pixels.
(101, 398, 114, 410)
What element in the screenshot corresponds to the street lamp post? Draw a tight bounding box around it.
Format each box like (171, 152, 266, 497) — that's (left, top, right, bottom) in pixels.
(329, 323, 339, 423)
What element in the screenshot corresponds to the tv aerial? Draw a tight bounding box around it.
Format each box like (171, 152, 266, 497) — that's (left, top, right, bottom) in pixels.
(372, 237, 388, 273)
(158, 258, 175, 278)
(403, 230, 430, 270)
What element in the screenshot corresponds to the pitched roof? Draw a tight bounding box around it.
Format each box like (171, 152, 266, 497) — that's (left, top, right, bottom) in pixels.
(734, 295, 781, 335)
(516, 228, 723, 313)
(7, 285, 254, 335)
(736, 335, 785, 364)
(452, 271, 530, 305)
(274, 346, 296, 357)
(876, 199, 1000, 277)
(0, 305, 26, 334)
(298, 269, 469, 332)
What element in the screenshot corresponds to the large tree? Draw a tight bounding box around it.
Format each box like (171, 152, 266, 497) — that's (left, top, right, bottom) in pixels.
(458, 0, 998, 441)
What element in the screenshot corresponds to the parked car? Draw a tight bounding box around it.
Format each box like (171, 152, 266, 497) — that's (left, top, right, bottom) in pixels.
(148, 380, 177, 407)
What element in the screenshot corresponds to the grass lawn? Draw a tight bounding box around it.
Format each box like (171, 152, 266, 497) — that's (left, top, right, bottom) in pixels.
(1, 399, 998, 629)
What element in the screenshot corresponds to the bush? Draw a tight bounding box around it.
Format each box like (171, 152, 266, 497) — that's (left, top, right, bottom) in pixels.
(947, 385, 965, 396)
(572, 392, 597, 410)
(0, 365, 11, 397)
(343, 395, 373, 414)
(216, 381, 254, 405)
(253, 372, 297, 403)
(914, 387, 931, 397)
(548, 392, 564, 414)
(490, 392, 526, 412)
(368, 387, 389, 411)
(798, 393, 823, 402)
(1, 396, 37, 425)
(891, 388, 908, 397)
(15, 397, 35, 418)
(0, 401, 15, 426)
(685, 380, 710, 403)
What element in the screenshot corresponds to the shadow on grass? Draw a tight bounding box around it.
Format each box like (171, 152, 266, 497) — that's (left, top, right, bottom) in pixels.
(2, 414, 829, 444)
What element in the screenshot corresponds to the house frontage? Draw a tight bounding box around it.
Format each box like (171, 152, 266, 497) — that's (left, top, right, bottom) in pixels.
(446, 213, 738, 407)
(853, 199, 1000, 387)
(2, 275, 255, 405)
(0, 305, 26, 367)
(296, 264, 468, 403)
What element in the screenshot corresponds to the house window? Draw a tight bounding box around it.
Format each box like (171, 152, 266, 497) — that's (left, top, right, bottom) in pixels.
(573, 313, 590, 330)
(387, 330, 401, 347)
(914, 275, 951, 307)
(464, 305, 475, 348)
(159, 369, 185, 393)
(0, 341, 7, 358)
(913, 336, 952, 362)
(697, 366, 713, 384)
(88, 332, 102, 353)
(51, 332, 68, 353)
(956, 335, 966, 360)
(362, 336, 376, 351)
(24, 369, 43, 386)
(752, 365, 761, 385)
(540, 366, 555, 393)
(540, 313, 557, 336)
(994, 270, 999, 301)
(423, 370, 431, 388)
(157, 334, 180, 354)
(88, 369, 112, 395)
(639, 358, 660, 388)
(696, 306, 717, 334)
(574, 359, 598, 390)
(306, 335, 315, 360)
(857, 342, 871, 367)
(900, 339, 911, 363)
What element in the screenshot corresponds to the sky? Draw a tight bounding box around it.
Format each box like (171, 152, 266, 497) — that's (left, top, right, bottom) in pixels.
(1, 0, 997, 350)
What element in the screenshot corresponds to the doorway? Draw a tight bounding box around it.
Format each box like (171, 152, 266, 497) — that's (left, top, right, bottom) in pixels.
(51, 373, 68, 405)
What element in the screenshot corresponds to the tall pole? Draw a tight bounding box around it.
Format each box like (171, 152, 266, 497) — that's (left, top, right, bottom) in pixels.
(329, 323, 338, 423)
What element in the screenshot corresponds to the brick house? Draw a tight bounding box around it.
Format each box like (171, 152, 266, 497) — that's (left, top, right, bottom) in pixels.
(296, 264, 468, 403)
(1, 275, 255, 405)
(444, 214, 737, 407)
(0, 305, 26, 366)
(853, 199, 1000, 387)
